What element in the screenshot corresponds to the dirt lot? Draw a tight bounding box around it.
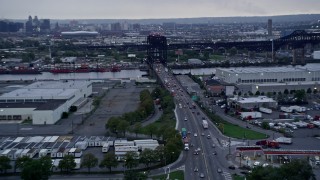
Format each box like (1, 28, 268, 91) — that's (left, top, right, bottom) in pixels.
(74, 82, 149, 136)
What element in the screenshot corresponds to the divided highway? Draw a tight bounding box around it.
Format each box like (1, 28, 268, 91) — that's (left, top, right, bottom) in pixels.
(154, 64, 233, 180)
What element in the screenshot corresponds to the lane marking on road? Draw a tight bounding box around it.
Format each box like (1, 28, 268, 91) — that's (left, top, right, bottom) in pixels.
(20, 128, 33, 131)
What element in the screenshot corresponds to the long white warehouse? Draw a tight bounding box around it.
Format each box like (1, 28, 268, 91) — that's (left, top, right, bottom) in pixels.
(216, 63, 320, 84)
(0, 80, 92, 124)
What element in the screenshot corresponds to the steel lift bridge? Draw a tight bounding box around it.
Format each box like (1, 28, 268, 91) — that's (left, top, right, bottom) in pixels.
(86, 30, 320, 65)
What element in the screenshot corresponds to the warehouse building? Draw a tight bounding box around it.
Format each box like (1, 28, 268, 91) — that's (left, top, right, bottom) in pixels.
(250, 81, 320, 94)
(216, 64, 320, 84)
(228, 96, 277, 109)
(0, 80, 92, 124)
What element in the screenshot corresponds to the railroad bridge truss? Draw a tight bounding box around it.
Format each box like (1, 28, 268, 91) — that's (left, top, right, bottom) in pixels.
(87, 30, 320, 65)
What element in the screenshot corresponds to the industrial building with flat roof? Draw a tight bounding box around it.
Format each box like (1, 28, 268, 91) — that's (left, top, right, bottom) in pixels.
(0, 80, 92, 124)
(228, 96, 277, 109)
(216, 63, 320, 84)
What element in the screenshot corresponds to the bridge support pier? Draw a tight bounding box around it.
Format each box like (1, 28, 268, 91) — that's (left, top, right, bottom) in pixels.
(292, 48, 305, 65)
(272, 51, 276, 63)
(248, 51, 256, 59)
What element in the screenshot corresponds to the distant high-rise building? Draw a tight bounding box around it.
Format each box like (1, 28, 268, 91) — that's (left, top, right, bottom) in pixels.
(0, 20, 23, 32)
(26, 15, 33, 33)
(40, 19, 50, 32)
(122, 21, 129, 31)
(33, 16, 39, 26)
(162, 22, 176, 30)
(69, 20, 78, 27)
(268, 19, 272, 36)
(25, 15, 50, 34)
(111, 22, 121, 31)
(132, 23, 141, 31)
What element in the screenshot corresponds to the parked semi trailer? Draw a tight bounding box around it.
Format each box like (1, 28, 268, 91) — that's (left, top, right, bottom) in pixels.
(275, 137, 292, 144)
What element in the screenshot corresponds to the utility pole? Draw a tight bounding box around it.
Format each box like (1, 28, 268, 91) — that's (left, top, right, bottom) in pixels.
(71, 118, 74, 134)
(271, 39, 274, 62)
(228, 137, 231, 155)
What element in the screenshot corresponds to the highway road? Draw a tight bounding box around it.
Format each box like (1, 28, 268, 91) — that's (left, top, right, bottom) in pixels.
(154, 63, 234, 180)
(155, 63, 320, 180)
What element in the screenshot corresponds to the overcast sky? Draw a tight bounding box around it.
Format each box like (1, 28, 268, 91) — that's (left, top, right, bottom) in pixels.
(0, 0, 319, 19)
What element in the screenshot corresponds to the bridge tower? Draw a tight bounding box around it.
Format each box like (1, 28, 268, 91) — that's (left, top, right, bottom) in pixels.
(292, 48, 305, 65)
(147, 34, 167, 64)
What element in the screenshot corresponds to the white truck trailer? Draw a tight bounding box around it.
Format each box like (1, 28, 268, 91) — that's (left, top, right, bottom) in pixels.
(259, 107, 272, 114)
(281, 106, 306, 113)
(240, 112, 262, 120)
(275, 137, 292, 144)
(202, 120, 208, 129)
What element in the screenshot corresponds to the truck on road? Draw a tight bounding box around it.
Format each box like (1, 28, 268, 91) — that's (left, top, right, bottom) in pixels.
(181, 128, 187, 138)
(181, 128, 189, 150)
(183, 138, 189, 151)
(202, 120, 208, 129)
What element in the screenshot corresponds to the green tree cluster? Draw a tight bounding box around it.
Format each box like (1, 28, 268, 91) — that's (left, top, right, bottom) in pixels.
(248, 159, 315, 180)
(0, 156, 11, 174)
(16, 156, 52, 180)
(106, 89, 155, 136)
(58, 155, 76, 173)
(99, 152, 119, 172)
(81, 153, 98, 173)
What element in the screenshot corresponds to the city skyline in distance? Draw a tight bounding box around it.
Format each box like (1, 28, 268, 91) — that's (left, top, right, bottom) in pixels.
(0, 0, 320, 19)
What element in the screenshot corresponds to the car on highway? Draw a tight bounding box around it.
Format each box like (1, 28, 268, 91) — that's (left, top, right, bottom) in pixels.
(200, 173, 205, 178)
(240, 171, 250, 175)
(253, 161, 261, 166)
(193, 151, 199, 155)
(229, 165, 236, 170)
(212, 144, 215, 148)
(217, 168, 222, 173)
(201, 133, 205, 136)
(194, 133, 198, 137)
(207, 135, 211, 139)
(184, 117, 187, 121)
(213, 151, 217, 155)
(194, 167, 199, 172)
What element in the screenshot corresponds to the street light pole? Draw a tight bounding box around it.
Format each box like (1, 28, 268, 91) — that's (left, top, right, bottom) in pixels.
(71, 118, 73, 134)
(228, 137, 231, 155)
(271, 39, 274, 62)
(166, 167, 171, 180)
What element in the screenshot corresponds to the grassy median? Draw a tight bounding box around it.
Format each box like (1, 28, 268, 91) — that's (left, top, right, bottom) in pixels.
(206, 110, 268, 140)
(222, 122, 267, 140)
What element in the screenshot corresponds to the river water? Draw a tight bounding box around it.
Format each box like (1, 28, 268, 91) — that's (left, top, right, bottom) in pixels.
(0, 70, 147, 81)
(0, 68, 218, 81)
